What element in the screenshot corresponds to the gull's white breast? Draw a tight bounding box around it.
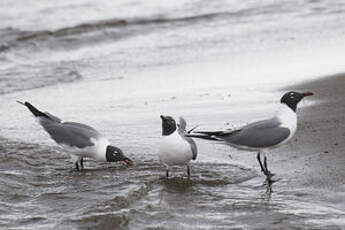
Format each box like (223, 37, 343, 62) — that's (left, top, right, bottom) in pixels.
(158, 131, 193, 166)
(276, 104, 297, 145)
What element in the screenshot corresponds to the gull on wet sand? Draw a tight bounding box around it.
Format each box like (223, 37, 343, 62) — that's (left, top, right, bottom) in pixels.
(187, 91, 313, 181)
(17, 101, 133, 170)
(158, 116, 198, 178)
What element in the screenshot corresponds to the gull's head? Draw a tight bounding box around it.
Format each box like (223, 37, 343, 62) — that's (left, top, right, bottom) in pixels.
(280, 91, 313, 112)
(160, 115, 177, 136)
(106, 145, 133, 165)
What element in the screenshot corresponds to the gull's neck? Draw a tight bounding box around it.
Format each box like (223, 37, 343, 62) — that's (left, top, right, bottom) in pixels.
(91, 137, 110, 161)
(276, 103, 297, 128)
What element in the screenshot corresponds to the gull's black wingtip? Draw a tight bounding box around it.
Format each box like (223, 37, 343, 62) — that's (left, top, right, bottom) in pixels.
(187, 125, 200, 134)
(194, 130, 225, 136)
(16, 100, 26, 106)
(17, 101, 49, 118)
(185, 133, 219, 141)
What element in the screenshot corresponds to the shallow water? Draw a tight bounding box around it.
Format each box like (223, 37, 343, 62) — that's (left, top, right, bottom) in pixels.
(2, 131, 344, 229)
(1, 0, 345, 229)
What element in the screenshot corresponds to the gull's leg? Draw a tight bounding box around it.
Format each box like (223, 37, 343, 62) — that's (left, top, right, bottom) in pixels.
(257, 152, 265, 172)
(264, 156, 268, 174)
(71, 155, 81, 171)
(257, 152, 274, 181)
(187, 165, 191, 178)
(263, 156, 274, 181)
(75, 161, 79, 171)
(165, 165, 170, 178)
(80, 157, 84, 169)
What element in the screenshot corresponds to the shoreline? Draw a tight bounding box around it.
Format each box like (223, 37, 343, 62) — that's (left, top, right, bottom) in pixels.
(278, 74, 345, 189)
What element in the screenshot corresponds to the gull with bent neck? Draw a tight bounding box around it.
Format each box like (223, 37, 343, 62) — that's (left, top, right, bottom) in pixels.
(17, 101, 133, 170)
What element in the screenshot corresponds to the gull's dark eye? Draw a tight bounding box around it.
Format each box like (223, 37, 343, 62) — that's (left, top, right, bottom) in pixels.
(112, 151, 118, 157)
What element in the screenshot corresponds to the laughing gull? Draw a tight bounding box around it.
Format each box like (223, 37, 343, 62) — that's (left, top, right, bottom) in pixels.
(158, 116, 197, 178)
(188, 91, 313, 181)
(17, 101, 133, 170)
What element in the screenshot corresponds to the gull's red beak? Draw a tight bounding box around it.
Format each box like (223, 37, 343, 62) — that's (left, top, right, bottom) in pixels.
(302, 92, 313, 97)
(123, 158, 133, 166)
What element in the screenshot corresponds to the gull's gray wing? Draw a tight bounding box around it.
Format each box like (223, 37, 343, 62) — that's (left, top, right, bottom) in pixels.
(178, 117, 198, 160)
(219, 118, 290, 148)
(42, 121, 101, 148)
(183, 135, 198, 160)
(179, 117, 187, 131)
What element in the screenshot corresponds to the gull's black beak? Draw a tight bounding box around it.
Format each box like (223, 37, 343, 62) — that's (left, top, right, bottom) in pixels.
(302, 92, 313, 97)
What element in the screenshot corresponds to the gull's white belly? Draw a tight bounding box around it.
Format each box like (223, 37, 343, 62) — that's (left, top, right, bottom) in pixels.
(158, 132, 193, 166)
(59, 137, 109, 162)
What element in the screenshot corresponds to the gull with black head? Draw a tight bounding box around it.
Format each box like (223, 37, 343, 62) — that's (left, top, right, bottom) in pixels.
(158, 115, 197, 178)
(17, 101, 133, 170)
(188, 91, 313, 182)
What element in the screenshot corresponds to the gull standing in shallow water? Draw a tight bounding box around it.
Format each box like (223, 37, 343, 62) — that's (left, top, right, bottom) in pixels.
(187, 91, 313, 182)
(158, 116, 197, 178)
(17, 101, 133, 170)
